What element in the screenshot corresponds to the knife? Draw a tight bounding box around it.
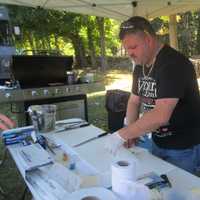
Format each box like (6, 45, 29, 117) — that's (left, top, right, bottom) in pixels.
(56, 120, 85, 126)
(55, 123, 90, 133)
(73, 132, 108, 147)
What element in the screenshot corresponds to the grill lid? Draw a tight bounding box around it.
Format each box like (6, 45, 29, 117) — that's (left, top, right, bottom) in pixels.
(11, 55, 73, 89)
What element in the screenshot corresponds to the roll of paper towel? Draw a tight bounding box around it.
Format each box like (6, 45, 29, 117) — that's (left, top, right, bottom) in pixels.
(116, 180, 150, 200)
(112, 159, 150, 200)
(112, 160, 137, 193)
(68, 187, 119, 200)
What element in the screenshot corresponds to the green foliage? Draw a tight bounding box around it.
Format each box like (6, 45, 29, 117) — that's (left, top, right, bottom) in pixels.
(151, 17, 169, 44)
(6, 5, 121, 60)
(152, 11, 200, 57)
(105, 19, 121, 55)
(3, 4, 200, 65)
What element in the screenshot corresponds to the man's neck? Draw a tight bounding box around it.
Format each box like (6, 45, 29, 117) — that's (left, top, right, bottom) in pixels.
(146, 41, 163, 67)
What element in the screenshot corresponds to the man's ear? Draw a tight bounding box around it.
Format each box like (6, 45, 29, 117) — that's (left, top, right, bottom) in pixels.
(144, 33, 152, 46)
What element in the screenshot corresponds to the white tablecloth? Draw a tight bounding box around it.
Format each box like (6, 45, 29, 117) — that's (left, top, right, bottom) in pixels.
(7, 119, 200, 200)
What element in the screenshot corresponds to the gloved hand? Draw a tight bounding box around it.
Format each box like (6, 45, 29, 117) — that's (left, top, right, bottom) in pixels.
(104, 131, 126, 155)
(123, 117, 129, 126)
(124, 138, 137, 148)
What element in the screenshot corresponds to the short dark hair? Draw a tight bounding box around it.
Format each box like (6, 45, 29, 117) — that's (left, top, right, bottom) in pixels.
(119, 16, 156, 40)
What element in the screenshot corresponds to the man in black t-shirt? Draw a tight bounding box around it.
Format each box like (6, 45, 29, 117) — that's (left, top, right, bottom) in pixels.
(105, 16, 200, 174)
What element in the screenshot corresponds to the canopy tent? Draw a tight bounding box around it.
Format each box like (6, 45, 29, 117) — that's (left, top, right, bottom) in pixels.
(0, 0, 200, 20)
(1, 0, 200, 48)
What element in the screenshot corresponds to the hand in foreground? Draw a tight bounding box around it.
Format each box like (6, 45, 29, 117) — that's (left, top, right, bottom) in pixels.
(104, 131, 126, 155)
(0, 114, 15, 130)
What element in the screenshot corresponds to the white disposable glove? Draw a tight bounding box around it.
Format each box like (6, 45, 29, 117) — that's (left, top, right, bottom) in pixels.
(104, 131, 126, 155)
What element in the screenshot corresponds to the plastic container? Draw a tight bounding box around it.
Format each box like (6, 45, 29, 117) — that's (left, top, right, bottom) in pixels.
(66, 71, 76, 85)
(28, 104, 57, 133)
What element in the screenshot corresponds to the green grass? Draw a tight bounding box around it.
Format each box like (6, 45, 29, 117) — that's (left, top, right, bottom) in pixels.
(0, 67, 132, 200)
(88, 92, 108, 130)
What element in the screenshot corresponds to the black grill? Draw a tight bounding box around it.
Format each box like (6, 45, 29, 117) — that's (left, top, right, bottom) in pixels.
(11, 55, 73, 88)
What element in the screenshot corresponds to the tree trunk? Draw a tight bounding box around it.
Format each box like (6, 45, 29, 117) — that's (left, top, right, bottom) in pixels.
(26, 32, 36, 51)
(87, 18, 97, 68)
(34, 34, 41, 50)
(69, 34, 87, 68)
(196, 12, 200, 54)
(46, 36, 52, 50)
(41, 36, 46, 50)
(54, 34, 60, 52)
(96, 17, 108, 71)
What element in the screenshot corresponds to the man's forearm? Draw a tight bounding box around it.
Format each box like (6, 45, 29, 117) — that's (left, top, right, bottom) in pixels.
(119, 98, 178, 140)
(126, 96, 140, 125)
(119, 108, 165, 140)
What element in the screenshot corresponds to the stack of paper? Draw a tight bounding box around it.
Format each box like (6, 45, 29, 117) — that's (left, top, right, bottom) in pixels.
(18, 143, 53, 172)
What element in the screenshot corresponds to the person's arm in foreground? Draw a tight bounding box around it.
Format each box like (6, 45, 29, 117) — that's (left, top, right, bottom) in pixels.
(0, 113, 15, 130)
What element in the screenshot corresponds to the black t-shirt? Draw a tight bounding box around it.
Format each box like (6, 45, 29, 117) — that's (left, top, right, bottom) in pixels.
(132, 45, 200, 149)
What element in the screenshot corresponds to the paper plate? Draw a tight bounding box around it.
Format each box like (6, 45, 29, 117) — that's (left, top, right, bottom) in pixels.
(68, 187, 119, 200)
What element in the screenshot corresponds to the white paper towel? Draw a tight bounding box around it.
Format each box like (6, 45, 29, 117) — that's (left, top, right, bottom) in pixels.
(112, 159, 137, 195)
(120, 180, 151, 200)
(111, 159, 150, 199)
(68, 187, 119, 200)
(116, 180, 150, 200)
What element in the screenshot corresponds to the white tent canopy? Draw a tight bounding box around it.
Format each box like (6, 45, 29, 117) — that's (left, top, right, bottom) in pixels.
(1, 1, 200, 49)
(0, 0, 200, 20)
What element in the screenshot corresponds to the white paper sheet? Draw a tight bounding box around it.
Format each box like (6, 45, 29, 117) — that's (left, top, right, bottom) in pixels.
(74, 136, 176, 187)
(51, 125, 104, 147)
(75, 136, 175, 175)
(17, 143, 53, 173)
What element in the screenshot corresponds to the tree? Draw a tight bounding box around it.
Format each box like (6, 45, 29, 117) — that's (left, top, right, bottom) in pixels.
(85, 16, 97, 68)
(6, 5, 122, 68)
(96, 16, 108, 71)
(61, 13, 88, 68)
(195, 12, 200, 55)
